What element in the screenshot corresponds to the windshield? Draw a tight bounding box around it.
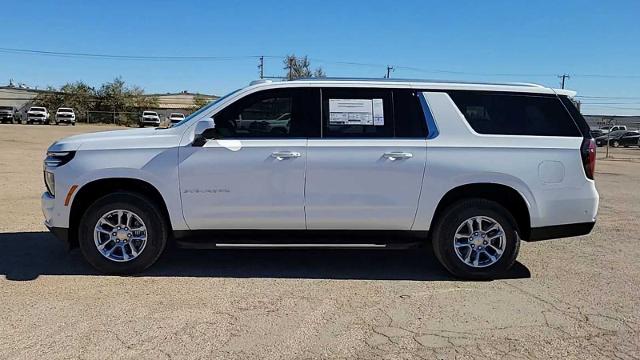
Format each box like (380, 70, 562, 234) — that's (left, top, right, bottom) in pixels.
(172, 89, 240, 127)
(170, 113, 184, 118)
(0, 106, 12, 111)
(58, 108, 73, 112)
(143, 111, 157, 116)
(30, 107, 45, 111)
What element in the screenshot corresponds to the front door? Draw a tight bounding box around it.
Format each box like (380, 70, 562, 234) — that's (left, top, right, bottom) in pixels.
(179, 88, 317, 230)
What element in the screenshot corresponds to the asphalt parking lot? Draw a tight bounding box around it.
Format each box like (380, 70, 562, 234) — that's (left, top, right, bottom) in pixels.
(0, 123, 638, 359)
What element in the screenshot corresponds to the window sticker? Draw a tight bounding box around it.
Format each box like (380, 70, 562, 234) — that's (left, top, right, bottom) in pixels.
(329, 99, 384, 126)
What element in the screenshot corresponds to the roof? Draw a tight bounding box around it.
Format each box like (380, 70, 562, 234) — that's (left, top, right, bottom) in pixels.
(248, 78, 576, 97)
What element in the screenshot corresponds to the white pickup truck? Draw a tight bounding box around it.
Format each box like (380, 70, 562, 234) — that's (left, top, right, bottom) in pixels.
(27, 106, 50, 124)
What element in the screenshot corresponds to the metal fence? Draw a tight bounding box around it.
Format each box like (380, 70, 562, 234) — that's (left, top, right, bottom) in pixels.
(87, 111, 140, 126)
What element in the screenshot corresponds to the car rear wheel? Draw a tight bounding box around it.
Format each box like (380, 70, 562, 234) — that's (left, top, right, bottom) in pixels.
(431, 199, 520, 280)
(612, 140, 620, 147)
(78, 192, 168, 274)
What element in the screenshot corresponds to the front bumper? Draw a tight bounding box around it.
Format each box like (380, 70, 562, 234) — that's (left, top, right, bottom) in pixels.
(41, 191, 55, 224)
(42, 191, 71, 248)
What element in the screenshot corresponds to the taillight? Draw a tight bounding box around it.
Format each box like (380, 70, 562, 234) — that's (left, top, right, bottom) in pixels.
(581, 138, 596, 180)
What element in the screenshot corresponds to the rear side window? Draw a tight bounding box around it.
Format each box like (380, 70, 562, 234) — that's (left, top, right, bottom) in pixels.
(321, 88, 394, 138)
(394, 90, 427, 138)
(448, 91, 581, 137)
(559, 95, 590, 138)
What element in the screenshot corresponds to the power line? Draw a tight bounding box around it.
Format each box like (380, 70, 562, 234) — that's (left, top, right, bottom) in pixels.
(0, 47, 275, 62)
(577, 95, 640, 100)
(3, 46, 640, 79)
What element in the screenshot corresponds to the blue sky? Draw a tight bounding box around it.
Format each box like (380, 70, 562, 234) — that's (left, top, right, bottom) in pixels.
(1, 0, 639, 115)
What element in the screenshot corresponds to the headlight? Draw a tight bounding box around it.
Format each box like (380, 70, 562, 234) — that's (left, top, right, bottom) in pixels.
(44, 171, 55, 196)
(43, 151, 75, 197)
(44, 151, 75, 167)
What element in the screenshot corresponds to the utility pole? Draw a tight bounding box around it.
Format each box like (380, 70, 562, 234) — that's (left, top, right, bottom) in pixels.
(385, 65, 394, 79)
(558, 74, 570, 89)
(258, 56, 264, 79)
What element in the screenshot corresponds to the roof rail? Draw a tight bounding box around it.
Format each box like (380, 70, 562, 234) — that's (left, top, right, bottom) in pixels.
(290, 77, 545, 87)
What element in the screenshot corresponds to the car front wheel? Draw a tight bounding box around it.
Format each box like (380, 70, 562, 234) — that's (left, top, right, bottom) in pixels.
(78, 192, 168, 274)
(432, 199, 520, 280)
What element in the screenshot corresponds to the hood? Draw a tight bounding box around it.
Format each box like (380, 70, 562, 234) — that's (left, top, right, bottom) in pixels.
(48, 127, 184, 152)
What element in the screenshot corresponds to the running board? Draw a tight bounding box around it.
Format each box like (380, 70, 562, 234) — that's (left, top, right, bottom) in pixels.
(176, 242, 391, 250)
(172, 230, 428, 250)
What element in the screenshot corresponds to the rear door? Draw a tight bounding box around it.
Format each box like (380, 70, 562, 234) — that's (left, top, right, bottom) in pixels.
(305, 88, 428, 230)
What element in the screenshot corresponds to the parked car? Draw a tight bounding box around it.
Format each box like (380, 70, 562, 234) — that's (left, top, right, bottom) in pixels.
(27, 106, 50, 124)
(589, 129, 604, 138)
(599, 125, 627, 134)
(42, 79, 598, 279)
(55, 108, 76, 125)
(168, 113, 185, 125)
(0, 106, 18, 123)
(595, 130, 640, 147)
(139, 111, 161, 127)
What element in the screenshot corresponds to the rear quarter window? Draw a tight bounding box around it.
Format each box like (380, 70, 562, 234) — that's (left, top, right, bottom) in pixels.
(448, 91, 581, 137)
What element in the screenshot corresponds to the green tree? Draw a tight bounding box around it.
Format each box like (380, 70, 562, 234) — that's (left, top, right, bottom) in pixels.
(33, 87, 65, 115)
(127, 85, 158, 111)
(283, 54, 326, 80)
(96, 77, 128, 113)
(59, 81, 96, 121)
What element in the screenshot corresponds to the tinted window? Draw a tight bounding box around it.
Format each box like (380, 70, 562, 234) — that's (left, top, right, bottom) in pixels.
(559, 96, 590, 137)
(213, 88, 310, 138)
(321, 88, 393, 138)
(394, 90, 427, 138)
(449, 92, 581, 137)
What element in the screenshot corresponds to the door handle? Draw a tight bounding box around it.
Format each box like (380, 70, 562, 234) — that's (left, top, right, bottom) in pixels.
(383, 152, 413, 160)
(271, 151, 301, 160)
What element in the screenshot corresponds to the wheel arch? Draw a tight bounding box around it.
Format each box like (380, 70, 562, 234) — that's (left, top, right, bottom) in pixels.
(68, 178, 171, 248)
(430, 183, 532, 240)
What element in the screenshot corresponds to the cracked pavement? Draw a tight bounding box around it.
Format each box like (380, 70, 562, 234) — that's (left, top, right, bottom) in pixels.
(0, 124, 638, 359)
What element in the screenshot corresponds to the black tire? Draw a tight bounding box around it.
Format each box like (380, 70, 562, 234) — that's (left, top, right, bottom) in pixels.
(71, 122, 76, 126)
(612, 140, 620, 148)
(78, 192, 168, 274)
(431, 199, 520, 280)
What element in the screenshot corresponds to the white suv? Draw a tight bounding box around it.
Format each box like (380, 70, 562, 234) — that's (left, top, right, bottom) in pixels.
(41, 79, 599, 279)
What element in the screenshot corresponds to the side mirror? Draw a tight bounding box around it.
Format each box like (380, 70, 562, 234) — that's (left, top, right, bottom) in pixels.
(193, 119, 217, 146)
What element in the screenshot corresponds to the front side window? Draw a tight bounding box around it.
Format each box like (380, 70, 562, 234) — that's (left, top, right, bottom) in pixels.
(448, 91, 581, 137)
(213, 88, 308, 138)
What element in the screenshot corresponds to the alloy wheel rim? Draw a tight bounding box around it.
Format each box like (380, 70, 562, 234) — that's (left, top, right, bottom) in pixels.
(94, 209, 148, 262)
(453, 216, 506, 268)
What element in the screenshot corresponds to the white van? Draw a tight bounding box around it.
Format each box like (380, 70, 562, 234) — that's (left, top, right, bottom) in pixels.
(42, 79, 598, 279)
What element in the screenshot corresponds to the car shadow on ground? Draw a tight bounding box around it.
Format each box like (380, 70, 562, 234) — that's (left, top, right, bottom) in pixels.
(0, 232, 531, 281)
